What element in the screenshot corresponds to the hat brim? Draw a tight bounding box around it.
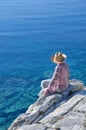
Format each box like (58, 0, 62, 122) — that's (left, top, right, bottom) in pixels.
(51, 53, 67, 63)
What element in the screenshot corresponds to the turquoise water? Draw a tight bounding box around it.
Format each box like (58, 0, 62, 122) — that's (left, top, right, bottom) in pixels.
(0, 0, 86, 129)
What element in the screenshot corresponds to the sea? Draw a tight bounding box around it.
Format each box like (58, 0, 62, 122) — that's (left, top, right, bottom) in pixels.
(0, 0, 86, 129)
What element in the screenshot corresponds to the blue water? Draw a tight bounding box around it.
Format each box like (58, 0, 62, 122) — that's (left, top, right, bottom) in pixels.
(0, 0, 86, 129)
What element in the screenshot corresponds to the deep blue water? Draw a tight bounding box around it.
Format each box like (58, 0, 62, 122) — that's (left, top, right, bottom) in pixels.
(0, 0, 86, 129)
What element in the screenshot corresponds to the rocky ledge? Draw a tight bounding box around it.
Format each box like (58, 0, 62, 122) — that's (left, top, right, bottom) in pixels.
(8, 79, 86, 130)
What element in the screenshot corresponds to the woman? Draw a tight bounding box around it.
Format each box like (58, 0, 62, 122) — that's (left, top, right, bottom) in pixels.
(44, 52, 69, 95)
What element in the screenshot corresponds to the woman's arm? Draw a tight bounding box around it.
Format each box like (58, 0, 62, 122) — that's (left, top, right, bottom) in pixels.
(48, 65, 63, 88)
(44, 65, 63, 95)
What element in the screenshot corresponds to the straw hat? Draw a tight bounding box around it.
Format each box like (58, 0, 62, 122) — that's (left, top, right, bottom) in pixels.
(51, 52, 67, 63)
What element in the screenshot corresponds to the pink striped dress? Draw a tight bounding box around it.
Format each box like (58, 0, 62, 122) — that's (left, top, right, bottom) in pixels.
(47, 62, 69, 93)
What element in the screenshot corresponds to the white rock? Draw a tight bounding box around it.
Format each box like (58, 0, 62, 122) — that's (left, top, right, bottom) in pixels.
(40, 93, 85, 126)
(27, 94, 62, 114)
(73, 96, 86, 113)
(68, 79, 85, 93)
(8, 79, 85, 130)
(16, 124, 47, 130)
(52, 111, 85, 130)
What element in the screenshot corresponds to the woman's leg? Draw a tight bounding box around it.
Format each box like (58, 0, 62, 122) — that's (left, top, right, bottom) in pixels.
(41, 79, 51, 89)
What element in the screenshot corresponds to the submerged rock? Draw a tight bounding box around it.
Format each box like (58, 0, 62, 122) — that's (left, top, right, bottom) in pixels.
(8, 79, 86, 130)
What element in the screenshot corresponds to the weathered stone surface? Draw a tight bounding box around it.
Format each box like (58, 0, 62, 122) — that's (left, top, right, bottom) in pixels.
(47, 128, 60, 130)
(68, 79, 85, 93)
(26, 93, 62, 113)
(40, 91, 85, 125)
(9, 94, 62, 130)
(8, 111, 40, 130)
(16, 124, 48, 130)
(73, 96, 86, 113)
(52, 111, 85, 130)
(8, 79, 85, 130)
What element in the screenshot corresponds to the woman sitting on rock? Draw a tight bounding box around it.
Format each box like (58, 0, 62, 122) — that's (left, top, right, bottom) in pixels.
(44, 52, 69, 95)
